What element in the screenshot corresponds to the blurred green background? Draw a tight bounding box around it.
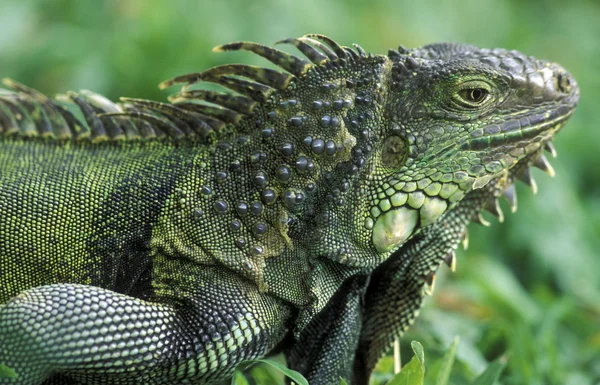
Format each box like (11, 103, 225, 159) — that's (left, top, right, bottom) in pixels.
(1, 0, 598, 384)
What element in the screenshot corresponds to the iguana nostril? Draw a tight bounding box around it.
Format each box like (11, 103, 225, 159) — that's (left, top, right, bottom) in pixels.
(558, 72, 572, 93)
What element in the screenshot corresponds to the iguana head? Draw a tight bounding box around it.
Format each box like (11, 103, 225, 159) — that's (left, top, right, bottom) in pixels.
(368, 43, 579, 253)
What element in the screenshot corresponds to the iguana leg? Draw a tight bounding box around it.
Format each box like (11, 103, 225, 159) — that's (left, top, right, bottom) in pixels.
(285, 275, 368, 385)
(355, 188, 489, 381)
(353, 247, 427, 381)
(0, 266, 291, 385)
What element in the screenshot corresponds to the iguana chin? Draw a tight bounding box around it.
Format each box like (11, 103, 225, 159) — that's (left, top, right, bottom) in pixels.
(0, 34, 578, 385)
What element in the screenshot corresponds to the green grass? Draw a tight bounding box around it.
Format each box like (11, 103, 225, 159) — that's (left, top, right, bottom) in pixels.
(232, 338, 507, 385)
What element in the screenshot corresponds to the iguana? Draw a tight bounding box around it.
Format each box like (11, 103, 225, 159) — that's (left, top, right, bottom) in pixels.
(0, 34, 578, 385)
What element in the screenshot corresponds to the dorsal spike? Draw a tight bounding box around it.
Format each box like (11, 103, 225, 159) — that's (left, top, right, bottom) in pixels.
(398, 44, 410, 54)
(211, 41, 311, 78)
(502, 184, 518, 213)
(518, 168, 538, 194)
(1, 83, 65, 138)
(79, 90, 126, 140)
(395, 61, 411, 76)
(353, 43, 367, 57)
(297, 37, 338, 61)
(544, 142, 557, 158)
(101, 111, 185, 139)
(120, 98, 220, 136)
(304, 34, 348, 59)
(106, 105, 160, 139)
(275, 38, 328, 65)
(183, 75, 275, 104)
(124, 97, 237, 126)
(67, 92, 109, 141)
(173, 102, 241, 125)
(0, 94, 37, 136)
(343, 46, 360, 60)
(405, 56, 421, 70)
(169, 90, 257, 115)
(2, 78, 48, 101)
(474, 212, 491, 227)
(53, 103, 90, 139)
(484, 199, 504, 223)
(422, 272, 437, 296)
(107, 115, 141, 140)
(388, 49, 402, 59)
(161, 65, 293, 92)
(533, 154, 555, 177)
(462, 229, 469, 250)
(444, 250, 457, 272)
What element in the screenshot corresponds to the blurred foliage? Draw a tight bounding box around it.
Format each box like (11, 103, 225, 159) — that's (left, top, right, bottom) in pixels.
(1, 0, 598, 384)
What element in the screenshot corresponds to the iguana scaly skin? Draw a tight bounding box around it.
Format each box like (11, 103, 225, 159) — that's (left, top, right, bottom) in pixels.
(0, 35, 578, 384)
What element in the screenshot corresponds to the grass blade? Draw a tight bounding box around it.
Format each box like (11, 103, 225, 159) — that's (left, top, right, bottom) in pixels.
(471, 357, 507, 385)
(435, 336, 459, 385)
(243, 359, 308, 385)
(387, 341, 425, 385)
(0, 364, 17, 379)
(231, 369, 250, 385)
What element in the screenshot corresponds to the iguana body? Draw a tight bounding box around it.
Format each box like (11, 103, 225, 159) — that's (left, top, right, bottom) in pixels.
(0, 35, 578, 384)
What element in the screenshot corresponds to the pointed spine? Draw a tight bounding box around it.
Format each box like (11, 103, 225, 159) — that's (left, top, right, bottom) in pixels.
(0, 94, 35, 136)
(119, 99, 219, 137)
(544, 142, 557, 158)
(211, 41, 311, 77)
(161, 65, 293, 91)
(518, 168, 538, 194)
(423, 272, 436, 296)
(298, 37, 338, 61)
(173, 103, 241, 125)
(445, 250, 457, 272)
(352, 43, 367, 57)
(474, 212, 491, 227)
(67, 92, 108, 141)
(304, 34, 348, 59)
(533, 154, 555, 177)
(275, 38, 328, 65)
(103, 110, 185, 139)
(502, 184, 518, 213)
(169, 90, 257, 115)
(484, 199, 504, 223)
(185, 75, 275, 104)
(4, 79, 72, 139)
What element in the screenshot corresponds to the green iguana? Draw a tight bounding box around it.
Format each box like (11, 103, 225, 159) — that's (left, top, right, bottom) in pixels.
(0, 34, 578, 385)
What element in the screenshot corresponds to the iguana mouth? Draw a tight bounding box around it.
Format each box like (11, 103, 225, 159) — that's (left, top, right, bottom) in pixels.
(462, 105, 576, 152)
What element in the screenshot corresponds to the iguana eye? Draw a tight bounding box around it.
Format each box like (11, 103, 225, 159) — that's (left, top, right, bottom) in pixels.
(462, 88, 488, 103)
(455, 87, 490, 107)
(381, 135, 408, 168)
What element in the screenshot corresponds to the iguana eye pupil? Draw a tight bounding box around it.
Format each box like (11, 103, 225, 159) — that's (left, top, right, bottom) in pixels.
(471, 89, 483, 101)
(382, 135, 408, 168)
(461, 88, 488, 104)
